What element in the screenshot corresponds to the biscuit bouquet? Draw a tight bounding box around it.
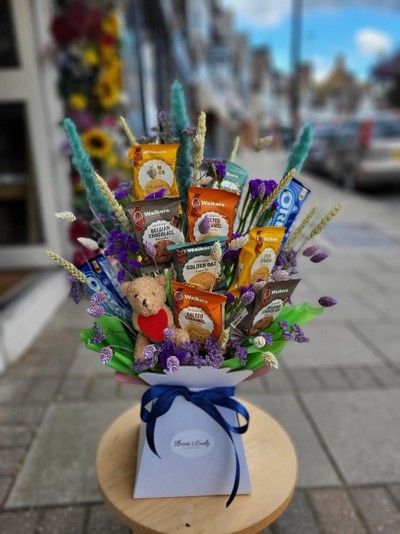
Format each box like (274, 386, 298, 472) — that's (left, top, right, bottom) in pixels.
(48, 82, 343, 382)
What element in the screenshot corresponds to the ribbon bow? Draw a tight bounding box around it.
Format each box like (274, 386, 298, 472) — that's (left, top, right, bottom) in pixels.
(140, 384, 250, 507)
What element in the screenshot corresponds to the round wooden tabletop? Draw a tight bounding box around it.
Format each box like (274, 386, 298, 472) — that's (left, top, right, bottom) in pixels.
(96, 399, 297, 534)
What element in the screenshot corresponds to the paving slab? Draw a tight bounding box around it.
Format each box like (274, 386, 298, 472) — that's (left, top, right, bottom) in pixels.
(243, 393, 340, 488)
(353, 321, 400, 367)
(351, 487, 400, 534)
(282, 322, 383, 369)
(302, 389, 400, 485)
(5, 401, 133, 508)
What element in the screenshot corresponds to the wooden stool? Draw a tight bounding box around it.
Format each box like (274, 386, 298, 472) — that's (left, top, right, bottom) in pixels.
(96, 399, 297, 534)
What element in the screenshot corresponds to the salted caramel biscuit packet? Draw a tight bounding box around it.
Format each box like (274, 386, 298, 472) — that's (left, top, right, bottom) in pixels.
(172, 281, 226, 342)
(213, 161, 248, 194)
(231, 279, 300, 336)
(128, 144, 179, 199)
(230, 226, 285, 292)
(168, 237, 227, 292)
(187, 187, 239, 242)
(127, 198, 184, 266)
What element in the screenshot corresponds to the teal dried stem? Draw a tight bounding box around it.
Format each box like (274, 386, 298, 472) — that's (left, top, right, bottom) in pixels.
(63, 118, 111, 217)
(283, 123, 313, 177)
(170, 80, 192, 211)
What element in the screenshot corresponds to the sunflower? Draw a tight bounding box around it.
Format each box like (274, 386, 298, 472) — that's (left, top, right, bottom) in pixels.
(82, 47, 99, 67)
(81, 128, 112, 159)
(95, 70, 120, 109)
(102, 12, 119, 37)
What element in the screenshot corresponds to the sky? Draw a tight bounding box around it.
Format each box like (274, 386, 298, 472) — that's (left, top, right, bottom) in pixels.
(223, 0, 400, 81)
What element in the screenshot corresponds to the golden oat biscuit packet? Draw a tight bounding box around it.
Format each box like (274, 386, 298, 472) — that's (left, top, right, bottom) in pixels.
(187, 186, 240, 243)
(230, 226, 285, 293)
(128, 144, 179, 199)
(168, 237, 227, 293)
(230, 279, 300, 337)
(171, 281, 226, 342)
(127, 198, 184, 267)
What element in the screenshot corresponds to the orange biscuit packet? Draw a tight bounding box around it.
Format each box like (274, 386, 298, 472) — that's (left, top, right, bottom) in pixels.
(171, 281, 226, 342)
(230, 226, 285, 292)
(128, 144, 179, 200)
(186, 187, 239, 242)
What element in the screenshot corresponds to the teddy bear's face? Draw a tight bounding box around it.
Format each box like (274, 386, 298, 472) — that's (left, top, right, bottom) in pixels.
(122, 276, 166, 317)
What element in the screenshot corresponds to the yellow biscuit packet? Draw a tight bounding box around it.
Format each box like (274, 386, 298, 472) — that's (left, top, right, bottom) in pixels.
(128, 144, 179, 200)
(230, 226, 285, 292)
(171, 281, 226, 342)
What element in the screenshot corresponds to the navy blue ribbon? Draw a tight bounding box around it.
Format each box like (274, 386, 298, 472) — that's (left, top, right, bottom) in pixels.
(140, 385, 250, 507)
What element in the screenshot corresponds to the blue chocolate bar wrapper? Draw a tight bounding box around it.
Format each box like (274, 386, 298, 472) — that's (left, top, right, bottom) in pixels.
(269, 178, 310, 243)
(80, 255, 131, 321)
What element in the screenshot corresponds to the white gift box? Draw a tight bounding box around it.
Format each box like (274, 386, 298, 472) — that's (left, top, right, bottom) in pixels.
(134, 367, 253, 501)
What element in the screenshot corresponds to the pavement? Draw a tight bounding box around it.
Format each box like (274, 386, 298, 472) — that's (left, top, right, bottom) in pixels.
(1, 150, 400, 533)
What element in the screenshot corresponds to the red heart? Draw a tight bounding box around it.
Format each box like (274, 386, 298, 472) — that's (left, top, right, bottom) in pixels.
(137, 309, 169, 342)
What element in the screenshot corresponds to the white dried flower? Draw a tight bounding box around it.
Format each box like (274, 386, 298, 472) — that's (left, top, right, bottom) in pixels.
(253, 336, 266, 348)
(253, 280, 266, 293)
(263, 351, 279, 370)
(210, 241, 222, 262)
(77, 237, 99, 250)
(229, 235, 249, 251)
(55, 211, 76, 222)
(255, 136, 273, 152)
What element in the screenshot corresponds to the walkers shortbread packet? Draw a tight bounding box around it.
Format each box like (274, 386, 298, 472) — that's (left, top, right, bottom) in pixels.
(168, 237, 227, 292)
(230, 279, 300, 336)
(127, 198, 184, 266)
(187, 187, 239, 242)
(230, 226, 285, 292)
(128, 144, 179, 199)
(172, 281, 226, 342)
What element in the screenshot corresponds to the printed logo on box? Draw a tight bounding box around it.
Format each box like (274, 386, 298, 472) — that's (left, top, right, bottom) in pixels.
(171, 429, 215, 458)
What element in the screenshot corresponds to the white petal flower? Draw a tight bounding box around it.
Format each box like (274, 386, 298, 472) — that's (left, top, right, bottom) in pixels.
(77, 237, 99, 250)
(253, 280, 266, 293)
(253, 336, 266, 348)
(55, 211, 76, 222)
(263, 351, 279, 369)
(198, 175, 213, 186)
(229, 234, 249, 250)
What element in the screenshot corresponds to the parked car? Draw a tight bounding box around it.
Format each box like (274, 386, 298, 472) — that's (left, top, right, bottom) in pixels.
(303, 123, 338, 175)
(327, 115, 400, 190)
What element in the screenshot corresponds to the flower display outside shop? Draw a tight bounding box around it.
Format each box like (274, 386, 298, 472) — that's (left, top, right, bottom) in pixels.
(47, 80, 343, 506)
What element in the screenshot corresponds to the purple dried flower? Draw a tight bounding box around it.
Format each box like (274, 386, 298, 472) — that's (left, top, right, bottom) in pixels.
(142, 344, 157, 360)
(90, 292, 107, 305)
(310, 252, 328, 263)
(271, 269, 290, 282)
(163, 328, 175, 340)
(227, 339, 247, 365)
(144, 240, 157, 259)
(114, 189, 129, 200)
(257, 181, 266, 199)
(248, 179, 262, 201)
(87, 304, 105, 318)
(318, 296, 337, 307)
(226, 292, 236, 304)
(261, 333, 273, 346)
(264, 179, 278, 196)
(100, 346, 112, 364)
(166, 356, 180, 372)
(241, 290, 255, 306)
(144, 188, 167, 200)
(303, 245, 319, 257)
(222, 249, 240, 262)
(117, 269, 127, 283)
(198, 215, 211, 235)
(90, 322, 105, 344)
(214, 161, 226, 179)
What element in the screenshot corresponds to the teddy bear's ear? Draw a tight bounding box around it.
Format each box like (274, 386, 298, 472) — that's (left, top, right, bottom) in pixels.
(120, 282, 130, 294)
(154, 274, 167, 289)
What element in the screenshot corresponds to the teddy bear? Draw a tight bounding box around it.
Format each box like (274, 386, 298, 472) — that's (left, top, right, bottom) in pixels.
(121, 274, 190, 361)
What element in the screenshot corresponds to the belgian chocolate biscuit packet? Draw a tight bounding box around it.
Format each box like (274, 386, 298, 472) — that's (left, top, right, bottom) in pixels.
(127, 198, 184, 266)
(168, 237, 227, 293)
(230, 226, 285, 293)
(187, 187, 239, 242)
(171, 281, 226, 342)
(231, 279, 300, 336)
(128, 144, 179, 199)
